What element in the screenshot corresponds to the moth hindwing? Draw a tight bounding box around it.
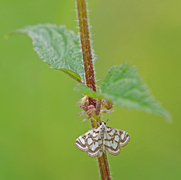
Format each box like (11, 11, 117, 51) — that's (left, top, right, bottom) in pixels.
(75, 122, 130, 157)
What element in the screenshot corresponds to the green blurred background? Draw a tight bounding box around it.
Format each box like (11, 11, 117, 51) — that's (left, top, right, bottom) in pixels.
(0, 0, 181, 179)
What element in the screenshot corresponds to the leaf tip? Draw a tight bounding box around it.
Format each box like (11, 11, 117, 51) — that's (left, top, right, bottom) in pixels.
(163, 110, 172, 124)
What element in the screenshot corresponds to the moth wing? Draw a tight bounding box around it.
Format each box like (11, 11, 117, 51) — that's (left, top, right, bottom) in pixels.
(75, 127, 101, 157)
(104, 127, 130, 155)
(87, 142, 100, 157)
(104, 127, 121, 155)
(117, 129, 130, 147)
(75, 129, 93, 152)
(87, 127, 101, 157)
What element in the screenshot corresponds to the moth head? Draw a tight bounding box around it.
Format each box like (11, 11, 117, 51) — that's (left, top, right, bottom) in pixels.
(100, 121, 106, 126)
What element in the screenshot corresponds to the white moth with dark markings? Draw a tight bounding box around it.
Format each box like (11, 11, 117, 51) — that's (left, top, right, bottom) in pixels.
(75, 122, 130, 157)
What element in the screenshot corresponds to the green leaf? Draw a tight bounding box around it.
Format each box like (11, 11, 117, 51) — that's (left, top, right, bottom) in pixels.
(74, 63, 171, 121)
(10, 24, 86, 82)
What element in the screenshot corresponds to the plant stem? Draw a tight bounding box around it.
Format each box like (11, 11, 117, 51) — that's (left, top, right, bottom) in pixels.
(76, 0, 111, 179)
(76, 0, 97, 126)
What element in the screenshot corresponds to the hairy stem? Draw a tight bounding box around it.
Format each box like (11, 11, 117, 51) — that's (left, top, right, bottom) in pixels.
(76, 0, 97, 126)
(76, 0, 111, 179)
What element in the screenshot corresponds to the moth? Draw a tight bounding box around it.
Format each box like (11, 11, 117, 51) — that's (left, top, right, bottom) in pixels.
(75, 122, 130, 157)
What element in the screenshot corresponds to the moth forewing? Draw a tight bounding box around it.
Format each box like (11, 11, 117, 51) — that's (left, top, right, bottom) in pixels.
(75, 135, 88, 152)
(75, 130, 92, 152)
(104, 127, 125, 156)
(87, 143, 100, 157)
(118, 129, 130, 147)
(75, 128, 101, 157)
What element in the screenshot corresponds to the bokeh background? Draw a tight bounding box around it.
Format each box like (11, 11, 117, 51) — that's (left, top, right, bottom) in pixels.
(0, 0, 181, 179)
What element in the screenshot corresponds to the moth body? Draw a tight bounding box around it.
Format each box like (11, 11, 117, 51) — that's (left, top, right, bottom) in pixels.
(75, 122, 130, 157)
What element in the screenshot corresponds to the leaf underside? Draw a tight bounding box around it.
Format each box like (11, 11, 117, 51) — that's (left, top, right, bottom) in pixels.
(74, 63, 171, 121)
(11, 24, 86, 82)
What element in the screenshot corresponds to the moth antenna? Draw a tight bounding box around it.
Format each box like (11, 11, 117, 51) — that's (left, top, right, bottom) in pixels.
(105, 111, 112, 124)
(91, 117, 100, 126)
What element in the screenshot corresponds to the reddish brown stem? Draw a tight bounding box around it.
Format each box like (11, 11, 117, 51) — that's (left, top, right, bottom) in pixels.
(76, 0, 111, 180)
(76, 0, 96, 126)
(76, 1, 96, 90)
